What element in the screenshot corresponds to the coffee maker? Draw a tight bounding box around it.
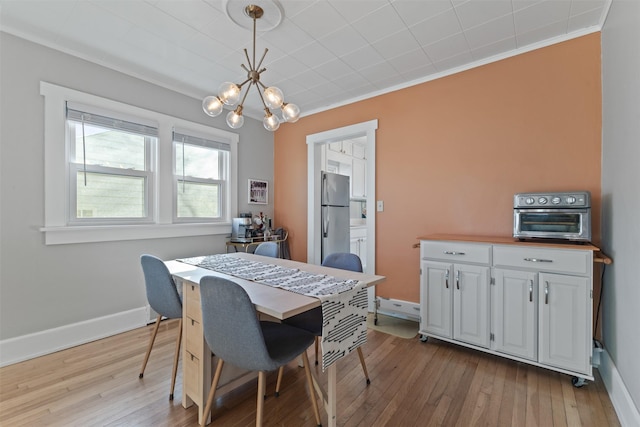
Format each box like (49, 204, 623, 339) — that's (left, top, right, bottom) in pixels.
(231, 217, 252, 241)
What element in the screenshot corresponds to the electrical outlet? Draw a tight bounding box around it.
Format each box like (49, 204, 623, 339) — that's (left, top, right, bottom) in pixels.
(376, 200, 384, 212)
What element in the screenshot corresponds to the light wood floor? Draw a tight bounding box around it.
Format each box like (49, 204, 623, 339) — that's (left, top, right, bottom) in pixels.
(0, 319, 620, 426)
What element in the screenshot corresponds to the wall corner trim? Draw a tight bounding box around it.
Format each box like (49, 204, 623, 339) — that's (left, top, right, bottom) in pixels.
(0, 307, 149, 367)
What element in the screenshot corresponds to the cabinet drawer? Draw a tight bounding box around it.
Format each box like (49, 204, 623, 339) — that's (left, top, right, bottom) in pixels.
(421, 241, 491, 265)
(184, 283, 202, 322)
(186, 317, 204, 355)
(493, 245, 591, 275)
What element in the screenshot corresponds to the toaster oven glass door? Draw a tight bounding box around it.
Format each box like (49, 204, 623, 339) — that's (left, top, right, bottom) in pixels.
(514, 209, 590, 240)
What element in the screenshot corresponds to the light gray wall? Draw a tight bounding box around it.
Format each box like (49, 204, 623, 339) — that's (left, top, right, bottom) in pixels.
(0, 33, 274, 340)
(601, 0, 640, 413)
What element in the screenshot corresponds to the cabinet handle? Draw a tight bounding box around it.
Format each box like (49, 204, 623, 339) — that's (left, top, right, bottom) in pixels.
(524, 257, 553, 263)
(444, 251, 465, 255)
(444, 270, 449, 288)
(529, 280, 533, 302)
(455, 270, 460, 290)
(544, 281, 549, 304)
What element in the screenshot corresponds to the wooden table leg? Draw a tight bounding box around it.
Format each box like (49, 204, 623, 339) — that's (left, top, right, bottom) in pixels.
(327, 363, 337, 427)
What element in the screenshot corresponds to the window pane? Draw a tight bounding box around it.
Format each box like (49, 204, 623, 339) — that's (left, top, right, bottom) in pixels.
(177, 181, 220, 218)
(72, 122, 146, 170)
(175, 143, 220, 179)
(77, 172, 145, 218)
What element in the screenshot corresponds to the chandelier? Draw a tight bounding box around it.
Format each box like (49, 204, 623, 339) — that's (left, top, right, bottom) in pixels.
(202, 4, 300, 131)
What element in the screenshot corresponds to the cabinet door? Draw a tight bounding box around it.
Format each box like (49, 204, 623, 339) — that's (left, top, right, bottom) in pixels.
(539, 272, 591, 374)
(352, 158, 366, 198)
(453, 264, 490, 348)
(350, 237, 359, 256)
(328, 141, 342, 152)
(359, 236, 367, 271)
(352, 142, 366, 159)
(421, 261, 452, 338)
(493, 269, 537, 360)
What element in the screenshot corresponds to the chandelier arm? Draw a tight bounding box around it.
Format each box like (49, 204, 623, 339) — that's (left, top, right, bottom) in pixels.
(256, 48, 268, 71)
(237, 83, 252, 108)
(237, 77, 252, 88)
(244, 49, 252, 71)
(255, 85, 272, 111)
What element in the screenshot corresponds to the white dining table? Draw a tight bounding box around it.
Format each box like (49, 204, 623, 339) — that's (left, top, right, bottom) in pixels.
(167, 252, 386, 426)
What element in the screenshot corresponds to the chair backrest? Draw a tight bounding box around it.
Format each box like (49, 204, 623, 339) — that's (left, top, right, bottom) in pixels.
(321, 252, 363, 273)
(140, 254, 182, 319)
(254, 241, 279, 258)
(199, 276, 280, 371)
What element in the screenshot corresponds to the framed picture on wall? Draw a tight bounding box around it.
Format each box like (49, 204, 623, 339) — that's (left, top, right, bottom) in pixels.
(248, 179, 268, 204)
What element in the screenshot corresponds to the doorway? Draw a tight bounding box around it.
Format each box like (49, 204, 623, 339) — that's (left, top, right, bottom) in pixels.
(306, 120, 378, 309)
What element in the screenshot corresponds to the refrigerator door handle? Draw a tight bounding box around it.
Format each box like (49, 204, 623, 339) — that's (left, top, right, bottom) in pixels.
(322, 173, 329, 205)
(322, 206, 329, 238)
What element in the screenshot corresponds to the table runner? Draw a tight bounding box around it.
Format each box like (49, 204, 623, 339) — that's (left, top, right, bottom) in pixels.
(178, 254, 368, 370)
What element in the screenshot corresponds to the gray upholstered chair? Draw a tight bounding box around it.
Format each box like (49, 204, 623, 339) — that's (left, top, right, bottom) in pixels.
(199, 276, 321, 427)
(254, 241, 279, 258)
(139, 254, 183, 400)
(276, 252, 370, 397)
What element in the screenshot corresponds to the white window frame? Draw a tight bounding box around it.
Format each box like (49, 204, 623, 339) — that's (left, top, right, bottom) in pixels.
(172, 129, 230, 223)
(66, 105, 156, 225)
(40, 81, 238, 245)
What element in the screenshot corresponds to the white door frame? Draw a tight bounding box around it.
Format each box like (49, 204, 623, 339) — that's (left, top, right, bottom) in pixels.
(306, 120, 378, 306)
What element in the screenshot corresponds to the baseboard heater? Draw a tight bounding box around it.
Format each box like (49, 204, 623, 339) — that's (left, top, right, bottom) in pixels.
(374, 297, 420, 324)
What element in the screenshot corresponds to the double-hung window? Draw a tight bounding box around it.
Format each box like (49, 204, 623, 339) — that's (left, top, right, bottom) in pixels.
(41, 81, 239, 245)
(173, 130, 229, 222)
(66, 104, 156, 224)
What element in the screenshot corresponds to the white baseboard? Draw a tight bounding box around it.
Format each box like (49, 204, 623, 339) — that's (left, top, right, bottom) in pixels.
(0, 306, 149, 367)
(599, 347, 640, 427)
(375, 297, 420, 321)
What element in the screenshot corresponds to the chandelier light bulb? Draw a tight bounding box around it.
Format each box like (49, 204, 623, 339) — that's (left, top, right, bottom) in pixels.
(218, 82, 241, 106)
(202, 95, 224, 117)
(282, 103, 300, 123)
(226, 107, 244, 129)
(263, 111, 280, 131)
(264, 86, 284, 109)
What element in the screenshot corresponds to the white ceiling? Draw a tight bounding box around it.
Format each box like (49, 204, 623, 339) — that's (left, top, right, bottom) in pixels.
(0, 0, 611, 121)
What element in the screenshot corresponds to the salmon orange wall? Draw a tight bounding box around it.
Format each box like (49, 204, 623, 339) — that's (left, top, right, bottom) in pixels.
(274, 34, 602, 303)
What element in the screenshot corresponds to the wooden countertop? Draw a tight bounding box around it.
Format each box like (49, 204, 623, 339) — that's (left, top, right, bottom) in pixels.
(415, 234, 612, 264)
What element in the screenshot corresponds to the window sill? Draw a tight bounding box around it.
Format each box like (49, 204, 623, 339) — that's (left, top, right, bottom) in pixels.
(40, 222, 231, 245)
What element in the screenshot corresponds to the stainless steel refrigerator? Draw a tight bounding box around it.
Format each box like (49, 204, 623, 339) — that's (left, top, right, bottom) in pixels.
(321, 171, 350, 262)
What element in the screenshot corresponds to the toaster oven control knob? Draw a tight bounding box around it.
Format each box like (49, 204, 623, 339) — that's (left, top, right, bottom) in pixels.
(566, 196, 576, 204)
(551, 196, 561, 204)
(525, 197, 535, 205)
(538, 197, 548, 205)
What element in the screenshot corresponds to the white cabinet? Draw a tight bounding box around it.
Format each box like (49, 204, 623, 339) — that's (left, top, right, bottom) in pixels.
(325, 141, 366, 198)
(350, 227, 367, 270)
(420, 241, 491, 348)
(493, 245, 593, 376)
(420, 238, 595, 383)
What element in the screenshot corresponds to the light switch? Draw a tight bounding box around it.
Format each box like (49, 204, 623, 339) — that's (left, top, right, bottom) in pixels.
(376, 200, 384, 212)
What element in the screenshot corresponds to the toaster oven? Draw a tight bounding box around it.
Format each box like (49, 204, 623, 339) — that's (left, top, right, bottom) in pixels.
(513, 191, 591, 242)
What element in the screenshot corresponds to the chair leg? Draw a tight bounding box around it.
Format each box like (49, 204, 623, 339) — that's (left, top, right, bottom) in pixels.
(275, 366, 284, 397)
(139, 314, 162, 378)
(356, 347, 371, 385)
(314, 336, 319, 365)
(301, 351, 322, 427)
(201, 358, 224, 427)
(169, 318, 182, 400)
(256, 371, 267, 427)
